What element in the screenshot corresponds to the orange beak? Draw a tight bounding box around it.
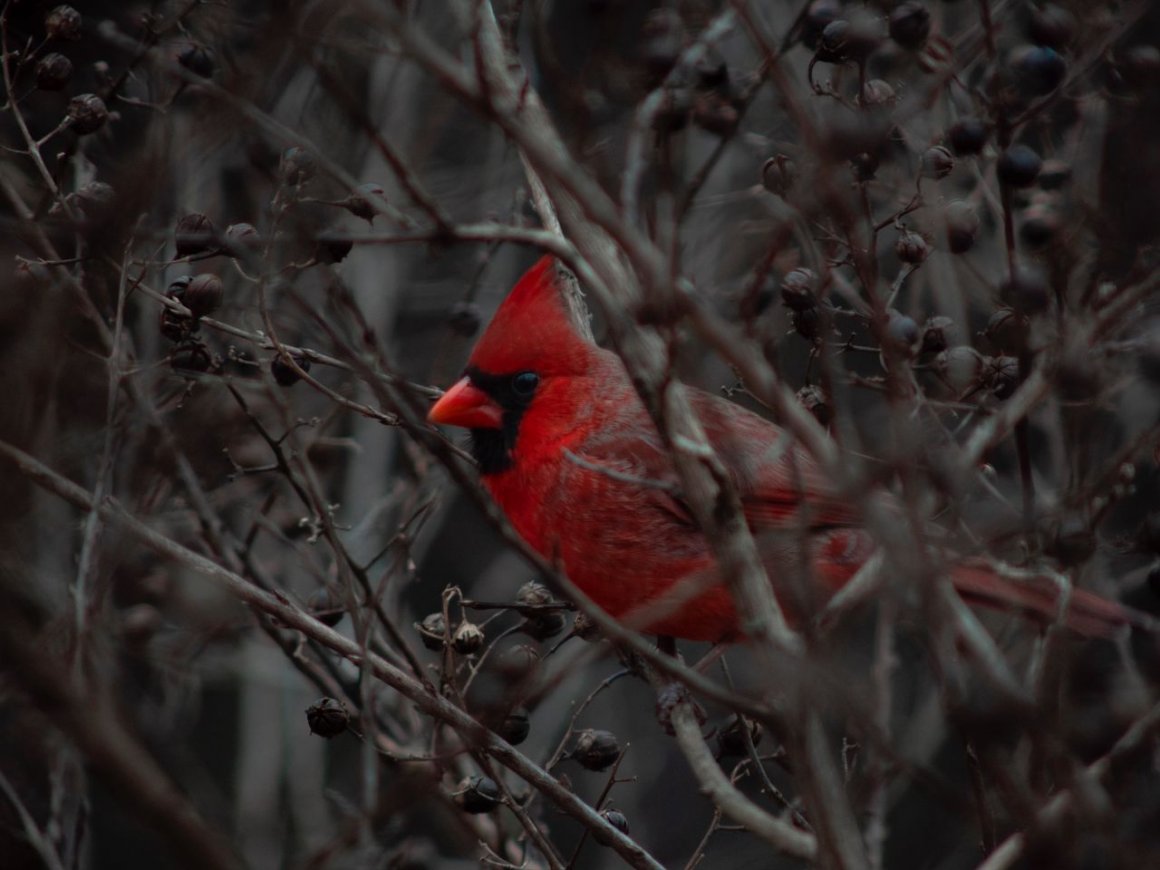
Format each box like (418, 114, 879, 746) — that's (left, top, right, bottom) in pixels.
(428, 377, 504, 429)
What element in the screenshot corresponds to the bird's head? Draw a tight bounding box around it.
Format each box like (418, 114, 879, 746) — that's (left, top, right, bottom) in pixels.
(428, 256, 595, 474)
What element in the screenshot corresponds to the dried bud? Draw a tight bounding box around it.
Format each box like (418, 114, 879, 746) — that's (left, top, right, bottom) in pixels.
(66, 94, 108, 135)
(271, 352, 311, 387)
(307, 586, 344, 627)
(175, 213, 217, 257)
(35, 53, 73, 90)
(761, 154, 796, 196)
(452, 620, 485, 655)
(999, 264, 1050, 315)
(416, 612, 447, 651)
(920, 316, 953, 354)
(572, 729, 621, 771)
(344, 183, 386, 223)
(306, 697, 350, 738)
(947, 117, 989, 156)
(447, 301, 482, 337)
(796, 384, 831, 426)
(997, 144, 1042, 188)
(183, 273, 224, 318)
(935, 346, 985, 393)
(889, 2, 931, 51)
(780, 268, 817, 312)
(45, 5, 82, 41)
(716, 715, 763, 757)
(943, 200, 979, 254)
(921, 145, 955, 180)
(280, 146, 317, 186)
(177, 43, 215, 78)
(895, 231, 929, 264)
(455, 775, 501, 813)
(885, 311, 920, 357)
(316, 231, 353, 264)
(224, 222, 262, 254)
(499, 707, 531, 745)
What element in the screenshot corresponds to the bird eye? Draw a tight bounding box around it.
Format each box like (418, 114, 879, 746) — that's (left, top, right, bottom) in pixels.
(511, 371, 540, 398)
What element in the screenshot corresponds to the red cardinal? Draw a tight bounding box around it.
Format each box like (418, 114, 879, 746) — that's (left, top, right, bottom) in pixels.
(429, 256, 1143, 642)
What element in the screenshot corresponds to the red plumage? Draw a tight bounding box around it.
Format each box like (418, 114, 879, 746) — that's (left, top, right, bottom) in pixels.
(429, 256, 1144, 642)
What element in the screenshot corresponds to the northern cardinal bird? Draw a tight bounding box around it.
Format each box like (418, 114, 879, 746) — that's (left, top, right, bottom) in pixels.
(429, 256, 1143, 642)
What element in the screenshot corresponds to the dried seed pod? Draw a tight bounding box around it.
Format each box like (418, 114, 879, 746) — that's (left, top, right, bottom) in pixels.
(452, 620, 485, 655)
(183, 273, 224, 318)
(305, 697, 350, 738)
(175, 213, 217, 257)
(45, 5, 82, 41)
(35, 53, 73, 90)
(177, 43, 215, 78)
(921, 145, 955, 179)
(344, 183, 386, 223)
(456, 775, 501, 813)
(516, 580, 555, 608)
(780, 268, 817, 312)
(984, 355, 1019, 399)
(571, 729, 621, 771)
(447, 301, 482, 337)
(717, 715, 763, 758)
(499, 707, 531, 745)
(271, 352, 311, 387)
(796, 384, 831, 426)
(889, 1, 931, 51)
(66, 94, 108, 135)
(920, 316, 953, 354)
(307, 586, 344, 627)
(415, 612, 447, 651)
(895, 231, 929, 264)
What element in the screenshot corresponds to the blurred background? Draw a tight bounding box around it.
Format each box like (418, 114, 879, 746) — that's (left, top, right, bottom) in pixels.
(1, 0, 1159, 868)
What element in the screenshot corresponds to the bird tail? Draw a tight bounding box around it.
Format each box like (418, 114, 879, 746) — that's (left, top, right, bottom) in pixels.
(950, 563, 1154, 638)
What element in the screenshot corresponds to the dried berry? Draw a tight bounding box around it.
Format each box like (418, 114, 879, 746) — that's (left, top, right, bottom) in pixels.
(997, 144, 1042, 187)
(280, 146, 317, 186)
(307, 586, 344, 627)
(889, 2, 931, 51)
(920, 316, 953, 354)
(177, 43, 215, 78)
(1012, 45, 1067, 96)
(716, 715, 763, 758)
(496, 643, 541, 680)
(183, 273, 224, 318)
(447, 301, 482, 337)
(415, 612, 447, 651)
(45, 5, 82, 41)
(803, 0, 842, 50)
(1027, 4, 1075, 51)
(271, 352, 311, 387)
(35, 53, 73, 90)
(499, 707, 531, 745)
(66, 94, 108, 135)
(451, 620, 485, 655)
(796, 384, 831, 426)
(515, 579, 565, 640)
(306, 697, 350, 738)
(175, 213, 217, 257)
(984, 308, 1029, 354)
(947, 117, 989, 156)
(344, 183, 386, 223)
(984, 355, 1019, 399)
(895, 231, 929, 264)
(456, 775, 501, 813)
(600, 809, 630, 837)
(761, 154, 796, 196)
(999, 263, 1050, 315)
(885, 311, 920, 357)
(170, 344, 212, 374)
(572, 729, 621, 771)
(921, 145, 955, 179)
(1019, 202, 1061, 248)
(944, 200, 979, 253)
(224, 222, 262, 254)
(780, 268, 817, 312)
(935, 346, 985, 393)
(818, 12, 882, 64)
(521, 610, 566, 641)
(817, 20, 853, 63)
